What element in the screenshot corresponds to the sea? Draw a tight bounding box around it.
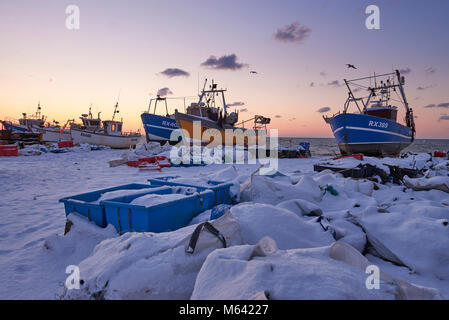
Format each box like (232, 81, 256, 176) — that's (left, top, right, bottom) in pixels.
(278, 138, 449, 157)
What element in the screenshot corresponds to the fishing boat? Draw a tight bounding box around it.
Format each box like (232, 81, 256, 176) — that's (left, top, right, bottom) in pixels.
(323, 70, 416, 157)
(70, 103, 141, 149)
(174, 79, 271, 146)
(140, 96, 182, 144)
(1, 103, 73, 142)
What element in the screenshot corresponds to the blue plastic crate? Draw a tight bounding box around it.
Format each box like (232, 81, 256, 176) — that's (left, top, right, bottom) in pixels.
(148, 177, 233, 207)
(59, 184, 162, 227)
(299, 142, 310, 151)
(101, 187, 214, 234)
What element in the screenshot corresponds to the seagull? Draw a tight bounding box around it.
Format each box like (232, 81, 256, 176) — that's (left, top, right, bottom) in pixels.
(250, 71, 258, 74)
(346, 64, 357, 69)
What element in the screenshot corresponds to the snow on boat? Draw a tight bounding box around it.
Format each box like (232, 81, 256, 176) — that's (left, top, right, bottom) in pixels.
(323, 70, 416, 157)
(70, 103, 141, 149)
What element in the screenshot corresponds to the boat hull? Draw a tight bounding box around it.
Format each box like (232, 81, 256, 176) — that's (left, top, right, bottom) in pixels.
(328, 113, 413, 156)
(174, 112, 264, 146)
(71, 128, 141, 149)
(140, 113, 179, 144)
(1, 122, 30, 133)
(1, 121, 72, 142)
(30, 125, 72, 142)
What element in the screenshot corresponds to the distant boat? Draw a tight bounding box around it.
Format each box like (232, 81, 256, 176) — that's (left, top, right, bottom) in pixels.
(70, 103, 141, 149)
(323, 70, 416, 157)
(174, 79, 271, 146)
(0, 103, 72, 142)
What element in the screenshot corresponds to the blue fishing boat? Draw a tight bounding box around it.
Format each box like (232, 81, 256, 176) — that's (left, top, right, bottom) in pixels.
(140, 96, 181, 144)
(324, 70, 416, 157)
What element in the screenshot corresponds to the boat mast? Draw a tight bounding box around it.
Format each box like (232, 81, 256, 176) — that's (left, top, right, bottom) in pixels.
(112, 102, 119, 121)
(395, 70, 410, 113)
(343, 79, 362, 113)
(36, 101, 42, 119)
(395, 69, 415, 139)
(222, 89, 227, 114)
(112, 90, 121, 121)
(197, 78, 208, 105)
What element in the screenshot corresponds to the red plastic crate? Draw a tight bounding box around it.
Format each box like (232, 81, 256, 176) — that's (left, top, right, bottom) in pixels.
(333, 153, 364, 161)
(155, 156, 171, 167)
(433, 151, 446, 158)
(125, 160, 142, 168)
(0, 145, 18, 156)
(138, 157, 156, 163)
(58, 141, 74, 148)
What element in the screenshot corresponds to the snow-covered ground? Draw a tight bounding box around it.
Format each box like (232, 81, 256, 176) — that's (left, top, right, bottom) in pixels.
(0, 146, 448, 299)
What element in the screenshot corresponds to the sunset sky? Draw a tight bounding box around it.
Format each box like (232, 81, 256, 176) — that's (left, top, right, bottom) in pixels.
(0, 0, 448, 138)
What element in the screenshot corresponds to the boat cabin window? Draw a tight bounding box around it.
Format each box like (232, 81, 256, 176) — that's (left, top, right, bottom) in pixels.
(83, 118, 101, 127)
(365, 106, 398, 121)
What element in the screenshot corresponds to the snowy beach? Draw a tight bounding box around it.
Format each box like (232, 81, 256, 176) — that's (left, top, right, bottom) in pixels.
(1, 145, 448, 300)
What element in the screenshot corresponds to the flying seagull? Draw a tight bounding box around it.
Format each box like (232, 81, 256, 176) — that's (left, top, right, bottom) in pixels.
(250, 71, 258, 74)
(346, 64, 357, 69)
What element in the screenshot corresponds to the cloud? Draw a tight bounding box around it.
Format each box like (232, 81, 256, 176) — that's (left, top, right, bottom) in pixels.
(159, 68, 190, 78)
(423, 102, 449, 109)
(227, 101, 245, 107)
(157, 87, 173, 96)
(327, 80, 341, 87)
(320, 72, 327, 77)
(239, 108, 248, 113)
(425, 67, 436, 74)
(288, 117, 296, 121)
(317, 107, 331, 113)
(417, 84, 436, 91)
(399, 67, 412, 75)
(200, 54, 248, 70)
(438, 115, 449, 121)
(275, 115, 282, 118)
(274, 21, 311, 44)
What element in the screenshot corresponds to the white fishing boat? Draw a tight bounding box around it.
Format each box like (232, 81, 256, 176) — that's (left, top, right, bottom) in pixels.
(29, 119, 73, 143)
(70, 103, 141, 149)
